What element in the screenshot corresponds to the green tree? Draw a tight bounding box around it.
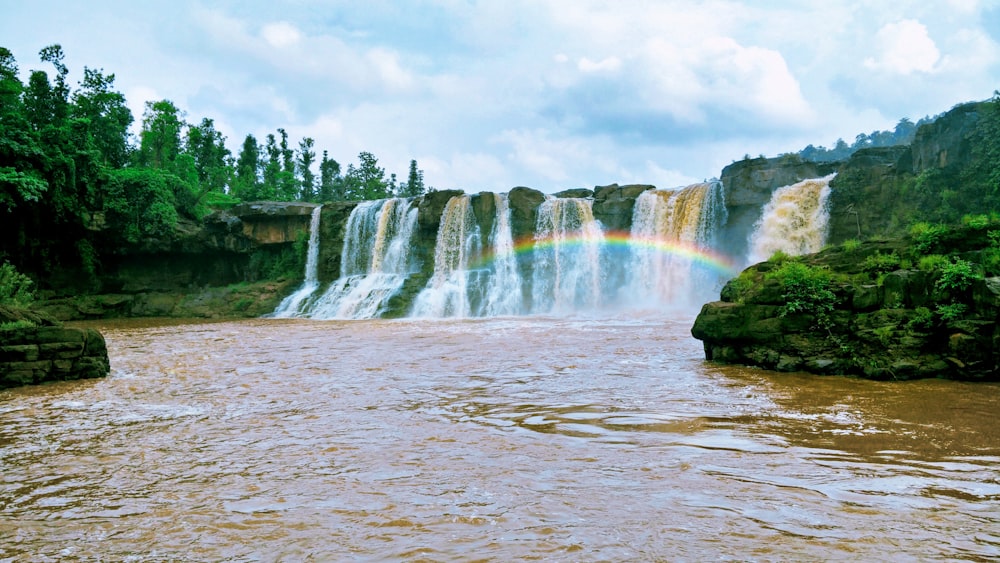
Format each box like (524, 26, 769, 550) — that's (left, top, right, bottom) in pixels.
(102, 168, 180, 244)
(137, 99, 184, 170)
(184, 117, 231, 194)
(276, 128, 297, 200)
(262, 133, 281, 199)
(399, 159, 425, 197)
(0, 48, 47, 211)
(344, 151, 389, 200)
(233, 133, 264, 200)
(318, 150, 342, 202)
(71, 67, 133, 167)
(297, 137, 316, 201)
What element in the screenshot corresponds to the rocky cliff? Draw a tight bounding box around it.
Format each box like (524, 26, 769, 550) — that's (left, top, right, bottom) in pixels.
(692, 223, 1000, 381)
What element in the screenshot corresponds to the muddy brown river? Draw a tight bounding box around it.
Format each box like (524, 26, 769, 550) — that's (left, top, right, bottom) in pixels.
(2, 316, 999, 561)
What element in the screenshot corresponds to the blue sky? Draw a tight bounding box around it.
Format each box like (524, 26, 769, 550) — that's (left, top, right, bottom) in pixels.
(2, 0, 998, 192)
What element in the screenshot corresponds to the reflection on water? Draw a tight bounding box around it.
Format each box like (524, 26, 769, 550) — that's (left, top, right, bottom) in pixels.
(2, 316, 999, 561)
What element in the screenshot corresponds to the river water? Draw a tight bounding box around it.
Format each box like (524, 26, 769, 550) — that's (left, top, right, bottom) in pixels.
(2, 316, 999, 561)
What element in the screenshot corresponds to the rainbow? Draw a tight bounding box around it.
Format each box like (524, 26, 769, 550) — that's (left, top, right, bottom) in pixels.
(470, 230, 739, 275)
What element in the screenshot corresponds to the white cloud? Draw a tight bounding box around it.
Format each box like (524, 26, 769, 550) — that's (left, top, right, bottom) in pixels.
(864, 19, 940, 74)
(3, 0, 997, 194)
(638, 35, 813, 126)
(578, 56, 621, 73)
(260, 21, 302, 48)
(366, 48, 415, 90)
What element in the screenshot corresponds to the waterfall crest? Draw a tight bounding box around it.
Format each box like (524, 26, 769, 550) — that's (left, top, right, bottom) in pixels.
(309, 198, 418, 319)
(748, 174, 834, 264)
(625, 181, 727, 308)
(530, 197, 605, 314)
(412, 193, 524, 317)
(271, 205, 323, 318)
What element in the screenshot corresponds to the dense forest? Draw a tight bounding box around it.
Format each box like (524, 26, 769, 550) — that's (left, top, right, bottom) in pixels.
(0, 45, 431, 287)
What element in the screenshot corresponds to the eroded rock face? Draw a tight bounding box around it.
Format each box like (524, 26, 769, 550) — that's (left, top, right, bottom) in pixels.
(910, 102, 980, 173)
(592, 184, 654, 232)
(206, 202, 320, 249)
(508, 187, 547, 241)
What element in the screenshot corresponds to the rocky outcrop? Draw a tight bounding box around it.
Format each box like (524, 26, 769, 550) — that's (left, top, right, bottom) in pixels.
(910, 102, 980, 173)
(692, 233, 1000, 381)
(508, 187, 547, 241)
(0, 307, 110, 388)
(592, 184, 654, 232)
(37, 202, 321, 321)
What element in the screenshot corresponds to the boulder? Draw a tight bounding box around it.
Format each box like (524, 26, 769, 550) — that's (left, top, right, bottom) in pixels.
(0, 324, 110, 389)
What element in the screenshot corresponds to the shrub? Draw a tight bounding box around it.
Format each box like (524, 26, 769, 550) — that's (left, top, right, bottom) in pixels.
(918, 254, 950, 272)
(873, 325, 894, 347)
(910, 222, 950, 254)
(204, 191, 242, 210)
(907, 307, 935, 331)
(841, 239, 861, 252)
(935, 259, 981, 294)
(862, 251, 902, 276)
(766, 261, 837, 329)
(722, 271, 756, 303)
(936, 303, 968, 322)
(768, 250, 794, 264)
(983, 248, 1000, 277)
(962, 214, 992, 230)
(0, 262, 35, 307)
(988, 230, 1000, 249)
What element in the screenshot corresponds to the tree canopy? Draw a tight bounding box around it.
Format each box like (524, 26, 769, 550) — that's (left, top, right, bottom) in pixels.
(0, 43, 433, 286)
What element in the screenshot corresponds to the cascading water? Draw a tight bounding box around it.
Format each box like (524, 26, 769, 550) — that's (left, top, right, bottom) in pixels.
(411, 196, 482, 318)
(307, 198, 418, 319)
(271, 205, 323, 318)
(747, 174, 835, 264)
(625, 181, 727, 308)
(481, 193, 523, 316)
(530, 197, 605, 314)
(411, 193, 523, 317)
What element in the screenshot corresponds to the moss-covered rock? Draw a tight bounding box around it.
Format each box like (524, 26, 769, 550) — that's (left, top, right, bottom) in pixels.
(0, 316, 110, 389)
(693, 230, 1000, 381)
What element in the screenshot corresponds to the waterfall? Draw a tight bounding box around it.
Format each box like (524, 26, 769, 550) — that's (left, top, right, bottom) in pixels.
(481, 193, 523, 316)
(411, 196, 481, 317)
(530, 197, 605, 314)
(748, 174, 835, 264)
(271, 205, 323, 318)
(411, 193, 524, 317)
(308, 198, 418, 319)
(625, 181, 727, 308)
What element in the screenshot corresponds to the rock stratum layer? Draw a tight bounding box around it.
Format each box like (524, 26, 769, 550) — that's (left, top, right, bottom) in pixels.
(0, 308, 110, 389)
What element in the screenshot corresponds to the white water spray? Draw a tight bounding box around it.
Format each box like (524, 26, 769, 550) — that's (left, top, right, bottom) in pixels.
(308, 198, 418, 319)
(412, 193, 524, 317)
(625, 181, 727, 308)
(271, 205, 323, 317)
(530, 198, 605, 314)
(748, 174, 835, 264)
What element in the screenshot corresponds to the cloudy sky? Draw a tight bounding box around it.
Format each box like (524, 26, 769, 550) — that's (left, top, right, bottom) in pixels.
(2, 1, 999, 193)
